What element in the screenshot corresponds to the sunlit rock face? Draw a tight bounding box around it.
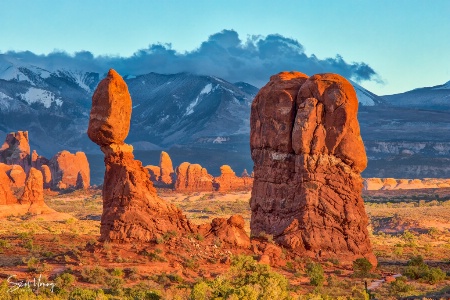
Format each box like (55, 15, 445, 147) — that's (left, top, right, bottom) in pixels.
(250, 72, 376, 265)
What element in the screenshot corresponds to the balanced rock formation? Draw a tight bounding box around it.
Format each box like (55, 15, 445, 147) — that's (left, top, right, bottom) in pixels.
(175, 162, 214, 192)
(250, 72, 375, 265)
(0, 131, 31, 171)
(213, 165, 254, 192)
(48, 150, 90, 190)
(88, 69, 194, 242)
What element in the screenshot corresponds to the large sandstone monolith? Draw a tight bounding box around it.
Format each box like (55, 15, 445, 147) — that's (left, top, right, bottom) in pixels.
(174, 162, 214, 192)
(49, 150, 90, 190)
(88, 69, 194, 242)
(250, 72, 376, 265)
(0, 131, 31, 171)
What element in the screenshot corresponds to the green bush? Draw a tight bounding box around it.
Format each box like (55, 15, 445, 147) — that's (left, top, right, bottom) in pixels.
(352, 258, 373, 278)
(190, 255, 292, 300)
(404, 255, 446, 284)
(389, 276, 414, 296)
(306, 262, 325, 287)
(80, 266, 109, 284)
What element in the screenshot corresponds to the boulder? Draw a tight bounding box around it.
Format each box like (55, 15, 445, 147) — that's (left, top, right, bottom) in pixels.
(250, 72, 376, 265)
(175, 162, 214, 192)
(205, 215, 250, 248)
(87, 69, 132, 146)
(0, 131, 31, 171)
(49, 150, 90, 190)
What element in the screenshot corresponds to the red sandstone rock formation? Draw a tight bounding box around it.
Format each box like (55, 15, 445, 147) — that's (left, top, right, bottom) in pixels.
(21, 167, 44, 206)
(145, 165, 161, 182)
(159, 151, 175, 185)
(0, 131, 31, 171)
(48, 150, 90, 190)
(175, 162, 214, 192)
(6, 165, 26, 188)
(213, 165, 253, 192)
(31, 150, 49, 169)
(250, 72, 376, 265)
(40, 165, 52, 189)
(145, 151, 175, 188)
(88, 69, 250, 247)
(88, 69, 195, 242)
(203, 215, 250, 248)
(0, 168, 17, 205)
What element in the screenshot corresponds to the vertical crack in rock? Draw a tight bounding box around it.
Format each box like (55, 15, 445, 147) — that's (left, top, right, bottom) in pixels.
(250, 72, 376, 265)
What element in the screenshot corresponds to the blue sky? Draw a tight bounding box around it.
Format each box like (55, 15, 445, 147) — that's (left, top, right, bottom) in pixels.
(0, 0, 449, 95)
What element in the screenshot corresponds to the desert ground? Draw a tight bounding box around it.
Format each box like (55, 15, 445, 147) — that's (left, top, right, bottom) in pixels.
(0, 187, 449, 299)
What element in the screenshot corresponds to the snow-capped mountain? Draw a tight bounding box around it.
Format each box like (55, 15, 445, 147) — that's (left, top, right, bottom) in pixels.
(350, 80, 387, 106)
(125, 73, 256, 147)
(383, 80, 450, 109)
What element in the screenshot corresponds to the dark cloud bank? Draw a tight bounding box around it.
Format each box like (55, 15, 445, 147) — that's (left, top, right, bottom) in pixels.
(2, 30, 379, 86)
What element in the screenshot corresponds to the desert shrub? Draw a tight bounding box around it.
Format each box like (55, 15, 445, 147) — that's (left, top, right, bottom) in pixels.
(141, 249, 167, 262)
(54, 272, 76, 290)
(69, 287, 107, 299)
(306, 262, 325, 287)
(190, 255, 291, 300)
(404, 255, 446, 284)
(352, 258, 373, 278)
(110, 267, 123, 277)
(80, 266, 109, 284)
(0, 239, 11, 253)
(124, 284, 161, 300)
(25, 256, 39, 272)
(389, 276, 414, 296)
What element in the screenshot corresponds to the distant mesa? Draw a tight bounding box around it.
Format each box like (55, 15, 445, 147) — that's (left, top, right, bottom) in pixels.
(364, 177, 450, 190)
(250, 71, 376, 265)
(87, 69, 248, 246)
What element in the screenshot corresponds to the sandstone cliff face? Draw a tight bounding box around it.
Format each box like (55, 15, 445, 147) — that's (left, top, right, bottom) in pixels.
(21, 167, 44, 206)
(49, 150, 90, 190)
(5, 165, 26, 188)
(175, 162, 214, 192)
(88, 69, 194, 242)
(213, 165, 254, 192)
(250, 72, 375, 264)
(0, 167, 17, 205)
(364, 178, 450, 190)
(0, 131, 31, 171)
